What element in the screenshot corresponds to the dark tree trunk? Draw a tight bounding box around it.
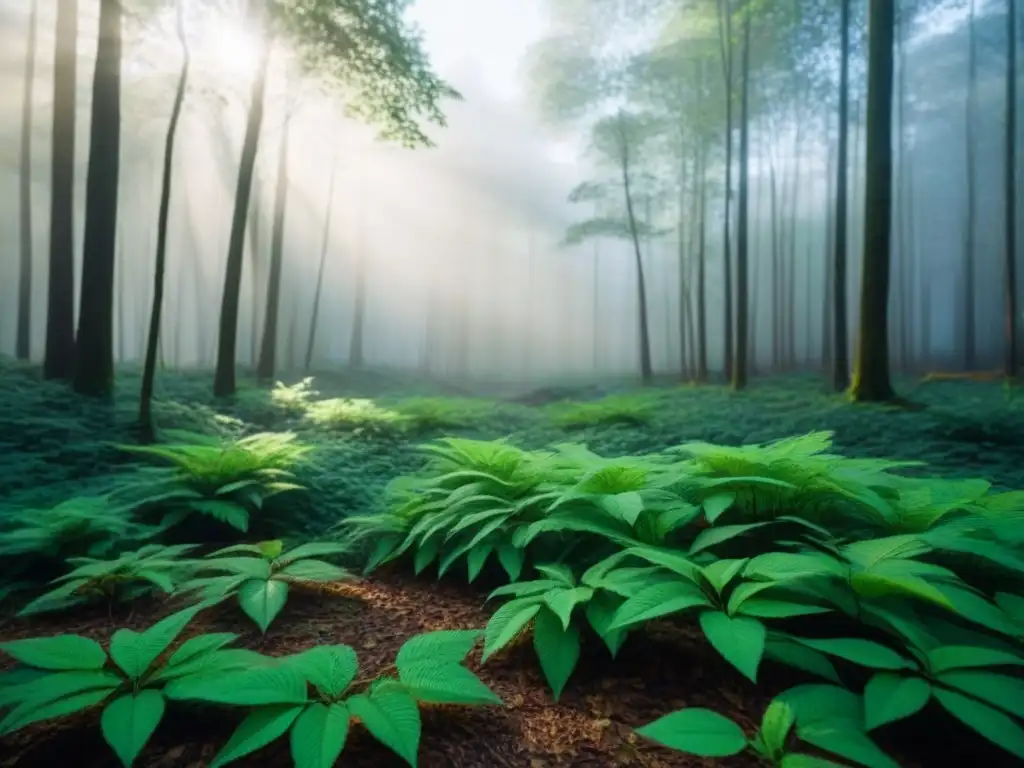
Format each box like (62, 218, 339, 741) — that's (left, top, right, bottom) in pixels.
(620, 118, 652, 383)
(256, 110, 292, 381)
(16, 0, 39, 361)
(963, 0, 978, 368)
(850, 0, 897, 402)
(213, 2, 271, 397)
(1005, 0, 1018, 378)
(833, 0, 851, 389)
(73, 0, 123, 397)
(44, 0, 78, 380)
(139, 0, 189, 438)
(732, 6, 752, 390)
(717, 0, 734, 381)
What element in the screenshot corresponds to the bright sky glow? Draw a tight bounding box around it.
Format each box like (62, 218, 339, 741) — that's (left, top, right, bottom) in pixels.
(201, 14, 262, 78)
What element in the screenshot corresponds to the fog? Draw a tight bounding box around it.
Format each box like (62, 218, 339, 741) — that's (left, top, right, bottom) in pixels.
(0, 0, 1019, 386)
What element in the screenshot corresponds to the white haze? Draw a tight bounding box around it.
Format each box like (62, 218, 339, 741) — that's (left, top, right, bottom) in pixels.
(0, 0, 1019, 386)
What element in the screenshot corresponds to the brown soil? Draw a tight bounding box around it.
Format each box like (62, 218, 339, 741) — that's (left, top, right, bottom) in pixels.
(0, 572, 1016, 768)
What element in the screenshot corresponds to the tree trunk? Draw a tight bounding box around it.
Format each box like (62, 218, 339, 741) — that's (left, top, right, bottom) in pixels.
(732, 7, 752, 390)
(850, 0, 897, 402)
(717, 0, 734, 381)
(1005, 0, 1018, 378)
(44, 0, 78, 380)
(73, 0, 123, 397)
(832, 0, 851, 389)
(822, 133, 835, 369)
(305, 152, 339, 373)
(963, 0, 978, 368)
(139, 0, 189, 438)
(696, 141, 709, 382)
(349, 171, 368, 368)
(620, 120, 653, 383)
(213, 2, 271, 397)
(16, 0, 39, 361)
(256, 109, 292, 381)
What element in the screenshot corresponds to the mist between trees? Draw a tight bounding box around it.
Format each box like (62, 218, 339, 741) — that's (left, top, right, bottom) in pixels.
(0, 0, 1019, 403)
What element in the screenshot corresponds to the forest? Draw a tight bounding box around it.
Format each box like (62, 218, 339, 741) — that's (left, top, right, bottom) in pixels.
(1, 0, 1023, 766)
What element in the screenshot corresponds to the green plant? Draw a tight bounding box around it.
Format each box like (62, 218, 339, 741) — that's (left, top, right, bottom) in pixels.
(114, 431, 310, 534)
(269, 378, 319, 413)
(18, 544, 197, 616)
(163, 629, 502, 767)
(179, 540, 351, 632)
(547, 393, 658, 428)
(304, 397, 408, 435)
(0, 604, 262, 767)
(391, 396, 492, 433)
(637, 691, 897, 767)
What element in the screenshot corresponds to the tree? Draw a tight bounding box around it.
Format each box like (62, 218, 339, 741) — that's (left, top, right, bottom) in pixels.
(304, 151, 340, 372)
(44, 0, 79, 380)
(832, 0, 851, 391)
(1004, 0, 1018, 379)
(139, 0, 191, 438)
(849, 0, 896, 402)
(73, 0, 124, 396)
(16, 0, 39, 362)
(212, 0, 459, 397)
(732, 3, 752, 390)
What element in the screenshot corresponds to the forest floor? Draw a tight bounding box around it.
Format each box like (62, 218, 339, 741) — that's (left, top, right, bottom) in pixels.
(2, 361, 1023, 767)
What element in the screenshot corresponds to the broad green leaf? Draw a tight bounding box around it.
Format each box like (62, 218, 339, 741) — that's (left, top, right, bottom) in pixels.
(737, 599, 832, 619)
(927, 646, 1024, 675)
(702, 493, 736, 523)
(110, 605, 202, 680)
(277, 541, 347, 565)
(164, 666, 309, 706)
(585, 592, 629, 657)
(482, 600, 542, 661)
(699, 611, 766, 683)
(777, 684, 864, 726)
(532, 607, 580, 701)
(609, 581, 711, 630)
(534, 563, 576, 586)
(210, 705, 305, 768)
(278, 560, 349, 583)
(466, 541, 493, 583)
(290, 703, 350, 768)
(397, 630, 480, 669)
(285, 646, 359, 697)
(933, 688, 1024, 760)
(937, 670, 1024, 719)
(745, 551, 847, 581)
(701, 559, 749, 594)
(101, 691, 165, 767)
(488, 580, 565, 600)
(850, 572, 953, 610)
(691, 522, 775, 555)
(781, 754, 856, 768)
(600, 491, 645, 526)
(862, 673, 931, 729)
(205, 556, 274, 579)
(0, 635, 107, 671)
(0, 669, 120, 710)
(398, 661, 501, 706)
(764, 637, 841, 683)
(544, 587, 594, 630)
(797, 638, 912, 671)
(759, 699, 796, 756)
(163, 633, 239, 670)
(637, 708, 748, 757)
(239, 579, 290, 633)
(0, 687, 113, 736)
(347, 683, 421, 766)
(496, 543, 524, 581)
(797, 722, 900, 768)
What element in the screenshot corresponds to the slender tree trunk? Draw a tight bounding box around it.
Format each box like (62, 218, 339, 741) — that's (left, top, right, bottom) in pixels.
(732, 7, 752, 389)
(850, 0, 897, 402)
(213, 2, 271, 397)
(73, 0, 123, 397)
(964, 0, 978, 368)
(833, 0, 851, 389)
(305, 152, 339, 372)
(349, 168, 368, 368)
(696, 142, 709, 382)
(139, 0, 189, 437)
(1005, 0, 1018, 378)
(16, 0, 39, 361)
(822, 133, 836, 368)
(769, 162, 781, 369)
(620, 118, 652, 383)
(44, 0, 78, 380)
(717, 0, 734, 381)
(256, 108, 292, 381)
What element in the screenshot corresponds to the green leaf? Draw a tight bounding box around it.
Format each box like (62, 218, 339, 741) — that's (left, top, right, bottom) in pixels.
(699, 611, 766, 683)
(0, 688, 113, 736)
(397, 630, 480, 669)
(110, 605, 202, 680)
(466, 541, 493, 583)
(164, 666, 309, 706)
(609, 581, 711, 630)
(736, 599, 832, 619)
(285, 646, 359, 697)
(797, 722, 900, 768)
(163, 633, 239, 670)
(585, 592, 629, 657)
(278, 560, 349, 583)
(544, 587, 594, 630)
(398, 661, 501, 706)
(482, 600, 542, 661)
(937, 670, 1024, 720)
(796, 638, 912, 671)
(532, 607, 580, 701)
(347, 683, 422, 766)
(0, 669, 121, 710)
(636, 708, 748, 757)
(862, 673, 931, 729)
(777, 684, 864, 727)
(781, 754, 852, 768)
(0, 635, 107, 671)
(277, 541, 347, 565)
(759, 699, 796, 757)
(290, 703, 350, 768)
(496, 543, 524, 581)
(764, 638, 841, 683)
(691, 522, 774, 555)
(600, 491, 644, 526)
(210, 705, 305, 768)
(927, 646, 1024, 675)
(238, 578, 290, 633)
(101, 691, 166, 767)
(702, 493, 736, 523)
(701, 559, 749, 594)
(933, 688, 1024, 760)
(534, 563, 576, 586)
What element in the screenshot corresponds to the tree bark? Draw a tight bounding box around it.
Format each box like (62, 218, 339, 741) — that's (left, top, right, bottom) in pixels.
(732, 6, 751, 389)
(849, 0, 897, 402)
(16, 0, 39, 361)
(963, 0, 978, 368)
(73, 0, 123, 396)
(832, 0, 851, 389)
(716, 0, 734, 381)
